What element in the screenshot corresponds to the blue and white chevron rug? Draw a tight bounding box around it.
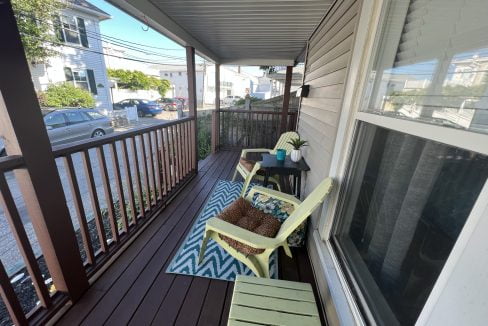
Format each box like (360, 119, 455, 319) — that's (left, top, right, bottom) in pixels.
(166, 180, 278, 281)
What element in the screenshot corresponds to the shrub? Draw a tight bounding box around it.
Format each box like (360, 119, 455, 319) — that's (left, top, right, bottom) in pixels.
(197, 112, 212, 160)
(39, 83, 95, 108)
(235, 96, 262, 106)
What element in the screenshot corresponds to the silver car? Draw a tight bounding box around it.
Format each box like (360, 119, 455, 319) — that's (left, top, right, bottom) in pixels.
(43, 108, 114, 146)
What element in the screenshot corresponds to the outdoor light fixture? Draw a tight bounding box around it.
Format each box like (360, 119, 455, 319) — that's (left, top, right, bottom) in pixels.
(296, 84, 310, 97)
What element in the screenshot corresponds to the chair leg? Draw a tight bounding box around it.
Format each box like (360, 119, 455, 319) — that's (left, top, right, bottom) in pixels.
(283, 243, 293, 258)
(232, 168, 238, 181)
(255, 253, 271, 278)
(198, 230, 211, 265)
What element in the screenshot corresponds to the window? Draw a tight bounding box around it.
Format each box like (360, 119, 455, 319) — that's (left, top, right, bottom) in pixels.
(64, 68, 97, 95)
(333, 123, 488, 325)
(44, 113, 67, 129)
(365, 0, 488, 135)
(329, 0, 488, 325)
(85, 111, 104, 120)
(65, 111, 89, 124)
(55, 15, 89, 47)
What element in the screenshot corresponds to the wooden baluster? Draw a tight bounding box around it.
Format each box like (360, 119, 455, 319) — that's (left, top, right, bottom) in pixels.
(151, 131, 162, 200)
(190, 119, 196, 171)
(108, 142, 129, 234)
(165, 127, 176, 189)
(129, 137, 145, 219)
(157, 129, 167, 196)
(138, 134, 152, 209)
(170, 125, 180, 183)
(62, 155, 95, 265)
(81, 150, 108, 253)
(120, 139, 138, 225)
(146, 132, 158, 204)
(185, 121, 191, 175)
(0, 174, 52, 308)
(176, 123, 183, 180)
(181, 123, 187, 176)
(96, 146, 119, 244)
(0, 260, 27, 325)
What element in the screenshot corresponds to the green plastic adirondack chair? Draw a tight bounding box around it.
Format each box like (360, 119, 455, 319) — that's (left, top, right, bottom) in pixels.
(198, 177, 333, 278)
(232, 131, 299, 195)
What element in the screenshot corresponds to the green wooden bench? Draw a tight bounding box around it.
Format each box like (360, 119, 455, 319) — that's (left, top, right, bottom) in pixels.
(228, 275, 321, 326)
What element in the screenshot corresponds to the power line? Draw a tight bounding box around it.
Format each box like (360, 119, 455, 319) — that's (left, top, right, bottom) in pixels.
(16, 11, 192, 61)
(21, 33, 189, 67)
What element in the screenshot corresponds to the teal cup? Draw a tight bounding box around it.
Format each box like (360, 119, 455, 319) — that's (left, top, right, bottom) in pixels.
(276, 149, 286, 161)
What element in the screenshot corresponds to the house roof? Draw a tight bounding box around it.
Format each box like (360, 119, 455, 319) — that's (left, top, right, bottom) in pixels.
(106, 0, 333, 65)
(69, 0, 111, 20)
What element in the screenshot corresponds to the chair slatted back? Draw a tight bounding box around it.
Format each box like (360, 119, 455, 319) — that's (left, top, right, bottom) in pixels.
(271, 131, 299, 154)
(276, 178, 333, 242)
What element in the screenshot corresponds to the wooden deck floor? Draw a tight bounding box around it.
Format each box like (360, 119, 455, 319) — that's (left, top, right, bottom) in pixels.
(57, 150, 325, 326)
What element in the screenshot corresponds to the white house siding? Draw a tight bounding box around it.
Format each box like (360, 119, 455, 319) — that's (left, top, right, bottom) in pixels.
(30, 7, 112, 110)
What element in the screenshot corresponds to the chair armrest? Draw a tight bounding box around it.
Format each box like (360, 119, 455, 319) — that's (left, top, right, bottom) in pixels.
(206, 217, 280, 249)
(240, 148, 272, 158)
(246, 186, 301, 208)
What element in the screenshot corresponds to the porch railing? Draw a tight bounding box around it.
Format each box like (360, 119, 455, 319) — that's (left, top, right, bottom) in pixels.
(0, 117, 196, 325)
(215, 109, 298, 150)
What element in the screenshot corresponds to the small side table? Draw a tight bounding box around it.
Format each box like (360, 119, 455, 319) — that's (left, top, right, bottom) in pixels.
(260, 154, 310, 198)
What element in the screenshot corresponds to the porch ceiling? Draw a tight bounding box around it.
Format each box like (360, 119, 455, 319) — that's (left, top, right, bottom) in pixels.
(107, 0, 334, 65)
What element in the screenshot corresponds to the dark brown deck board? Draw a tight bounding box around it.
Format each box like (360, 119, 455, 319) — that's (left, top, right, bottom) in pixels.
(56, 150, 325, 326)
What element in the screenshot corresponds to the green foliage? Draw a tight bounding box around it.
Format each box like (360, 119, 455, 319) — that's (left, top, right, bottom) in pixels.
(234, 96, 262, 106)
(38, 83, 95, 108)
(12, 0, 64, 63)
(107, 69, 171, 96)
(259, 66, 277, 74)
(287, 137, 308, 150)
(197, 112, 212, 160)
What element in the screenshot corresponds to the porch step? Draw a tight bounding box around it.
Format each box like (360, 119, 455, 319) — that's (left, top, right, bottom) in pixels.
(228, 275, 321, 326)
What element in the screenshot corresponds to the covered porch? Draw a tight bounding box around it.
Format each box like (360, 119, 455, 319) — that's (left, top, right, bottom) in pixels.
(56, 150, 325, 325)
(0, 0, 332, 324)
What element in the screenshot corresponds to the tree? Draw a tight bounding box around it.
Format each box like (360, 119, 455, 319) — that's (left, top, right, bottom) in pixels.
(12, 0, 64, 63)
(38, 83, 96, 108)
(108, 69, 171, 96)
(259, 66, 277, 74)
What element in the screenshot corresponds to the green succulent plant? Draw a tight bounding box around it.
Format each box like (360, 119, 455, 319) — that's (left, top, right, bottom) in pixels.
(287, 137, 308, 150)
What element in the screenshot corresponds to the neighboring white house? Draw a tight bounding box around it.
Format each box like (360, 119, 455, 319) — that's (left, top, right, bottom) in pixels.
(159, 64, 259, 107)
(30, 0, 113, 110)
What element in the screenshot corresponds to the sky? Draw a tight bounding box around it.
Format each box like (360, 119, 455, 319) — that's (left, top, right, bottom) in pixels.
(90, 0, 263, 76)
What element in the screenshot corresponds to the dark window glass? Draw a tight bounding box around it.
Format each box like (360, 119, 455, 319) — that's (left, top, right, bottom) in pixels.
(66, 111, 88, 124)
(85, 111, 104, 120)
(44, 113, 67, 129)
(333, 122, 488, 325)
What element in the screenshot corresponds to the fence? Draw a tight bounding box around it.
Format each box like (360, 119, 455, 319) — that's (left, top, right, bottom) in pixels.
(216, 109, 298, 149)
(0, 118, 196, 325)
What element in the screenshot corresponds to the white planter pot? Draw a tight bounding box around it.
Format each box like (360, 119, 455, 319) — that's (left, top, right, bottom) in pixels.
(290, 149, 302, 162)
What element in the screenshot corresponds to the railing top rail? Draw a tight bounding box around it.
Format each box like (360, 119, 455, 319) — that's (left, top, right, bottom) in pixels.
(52, 117, 193, 157)
(217, 109, 297, 115)
(0, 155, 24, 172)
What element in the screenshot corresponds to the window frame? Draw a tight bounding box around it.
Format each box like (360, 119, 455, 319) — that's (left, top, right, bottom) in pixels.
(316, 0, 488, 324)
(59, 15, 82, 46)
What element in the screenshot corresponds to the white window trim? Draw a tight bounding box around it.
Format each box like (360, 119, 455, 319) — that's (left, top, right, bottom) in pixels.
(66, 67, 92, 93)
(60, 15, 82, 46)
(316, 0, 488, 325)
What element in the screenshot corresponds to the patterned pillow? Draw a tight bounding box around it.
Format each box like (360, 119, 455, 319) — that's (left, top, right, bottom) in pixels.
(252, 194, 306, 247)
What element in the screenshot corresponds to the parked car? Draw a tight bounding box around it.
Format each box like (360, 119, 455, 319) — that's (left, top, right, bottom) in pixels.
(42, 108, 114, 146)
(223, 95, 242, 106)
(113, 99, 163, 117)
(157, 98, 183, 111)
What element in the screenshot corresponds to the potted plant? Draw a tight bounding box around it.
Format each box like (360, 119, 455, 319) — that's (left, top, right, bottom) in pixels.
(287, 137, 308, 162)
